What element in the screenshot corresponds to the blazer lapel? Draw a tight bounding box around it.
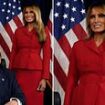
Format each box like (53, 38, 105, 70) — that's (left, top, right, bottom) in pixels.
(84, 38, 100, 54)
(99, 41, 105, 53)
(23, 27, 36, 37)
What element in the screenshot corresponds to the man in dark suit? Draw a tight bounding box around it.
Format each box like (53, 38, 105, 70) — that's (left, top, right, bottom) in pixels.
(0, 52, 25, 105)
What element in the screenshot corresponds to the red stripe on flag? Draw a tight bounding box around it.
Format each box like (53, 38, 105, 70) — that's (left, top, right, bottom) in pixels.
(54, 56, 67, 91)
(13, 16, 23, 27)
(72, 24, 87, 40)
(4, 24, 14, 41)
(0, 34, 10, 58)
(58, 35, 72, 59)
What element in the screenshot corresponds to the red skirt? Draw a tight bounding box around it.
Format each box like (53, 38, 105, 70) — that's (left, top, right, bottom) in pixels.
(15, 70, 44, 105)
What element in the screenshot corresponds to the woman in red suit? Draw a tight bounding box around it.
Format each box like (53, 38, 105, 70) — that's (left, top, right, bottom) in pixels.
(64, 2, 105, 105)
(9, 4, 51, 105)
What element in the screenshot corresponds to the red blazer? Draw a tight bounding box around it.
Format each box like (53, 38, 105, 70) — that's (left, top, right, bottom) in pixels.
(9, 26, 51, 79)
(64, 39, 105, 105)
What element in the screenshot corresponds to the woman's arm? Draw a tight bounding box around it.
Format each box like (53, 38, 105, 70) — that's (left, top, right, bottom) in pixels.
(64, 44, 78, 105)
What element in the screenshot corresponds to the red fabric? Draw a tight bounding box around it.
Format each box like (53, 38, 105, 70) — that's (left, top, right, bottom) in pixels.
(16, 70, 43, 105)
(64, 38, 105, 105)
(9, 26, 51, 105)
(9, 26, 51, 79)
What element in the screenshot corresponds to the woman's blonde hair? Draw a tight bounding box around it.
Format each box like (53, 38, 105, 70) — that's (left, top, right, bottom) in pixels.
(23, 5, 46, 42)
(86, 2, 105, 38)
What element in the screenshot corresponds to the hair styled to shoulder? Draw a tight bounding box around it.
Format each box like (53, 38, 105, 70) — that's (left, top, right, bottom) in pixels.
(86, 2, 105, 38)
(23, 4, 46, 42)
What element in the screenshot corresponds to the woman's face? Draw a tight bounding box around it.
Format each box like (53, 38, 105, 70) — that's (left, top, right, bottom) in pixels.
(89, 7, 105, 33)
(24, 7, 35, 23)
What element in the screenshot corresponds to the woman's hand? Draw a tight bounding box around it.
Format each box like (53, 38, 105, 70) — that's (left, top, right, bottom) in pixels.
(37, 79, 47, 92)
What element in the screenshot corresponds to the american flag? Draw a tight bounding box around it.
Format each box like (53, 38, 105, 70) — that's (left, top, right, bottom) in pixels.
(0, 0, 23, 67)
(54, 0, 87, 104)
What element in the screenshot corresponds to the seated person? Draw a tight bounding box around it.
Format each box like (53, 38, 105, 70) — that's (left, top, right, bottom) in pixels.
(0, 52, 25, 105)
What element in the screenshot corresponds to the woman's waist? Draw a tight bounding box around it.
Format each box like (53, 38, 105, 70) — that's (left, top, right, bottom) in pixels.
(15, 50, 42, 59)
(11, 63, 43, 70)
(18, 48, 41, 53)
(79, 73, 105, 84)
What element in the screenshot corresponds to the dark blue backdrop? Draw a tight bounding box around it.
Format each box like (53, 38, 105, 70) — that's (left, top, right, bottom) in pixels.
(84, 0, 105, 11)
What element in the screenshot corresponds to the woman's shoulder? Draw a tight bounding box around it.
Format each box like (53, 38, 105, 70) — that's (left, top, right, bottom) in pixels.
(15, 26, 25, 33)
(73, 40, 85, 47)
(73, 39, 90, 50)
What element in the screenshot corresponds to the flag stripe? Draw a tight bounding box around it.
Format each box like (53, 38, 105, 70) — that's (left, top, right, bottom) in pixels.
(54, 56, 67, 91)
(18, 12, 24, 24)
(0, 34, 10, 58)
(13, 16, 23, 27)
(65, 29, 78, 47)
(80, 18, 87, 33)
(72, 24, 87, 40)
(8, 20, 18, 33)
(54, 37, 69, 76)
(0, 22, 12, 50)
(54, 75, 65, 105)
(4, 23, 14, 41)
(58, 35, 72, 59)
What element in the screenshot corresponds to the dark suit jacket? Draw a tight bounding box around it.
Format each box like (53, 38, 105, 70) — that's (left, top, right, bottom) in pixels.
(0, 65, 25, 105)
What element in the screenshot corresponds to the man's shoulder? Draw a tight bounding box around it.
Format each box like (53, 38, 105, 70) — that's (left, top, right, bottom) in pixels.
(0, 66, 15, 78)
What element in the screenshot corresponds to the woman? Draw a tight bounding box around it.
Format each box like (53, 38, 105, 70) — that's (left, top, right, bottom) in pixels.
(9, 4, 51, 105)
(64, 2, 105, 105)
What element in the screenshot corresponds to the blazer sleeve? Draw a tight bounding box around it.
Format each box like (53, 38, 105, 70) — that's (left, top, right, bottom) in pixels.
(42, 26, 51, 79)
(9, 30, 18, 69)
(10, 72, 25, 105)
(64, 44, 78, 105)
